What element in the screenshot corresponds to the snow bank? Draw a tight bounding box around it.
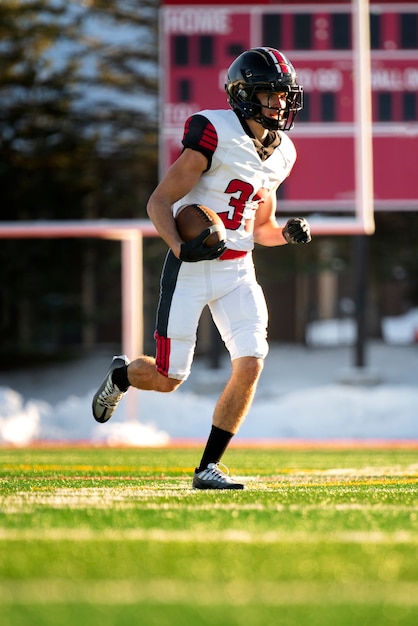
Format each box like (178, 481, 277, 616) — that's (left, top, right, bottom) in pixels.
(1, 382, 417, 446)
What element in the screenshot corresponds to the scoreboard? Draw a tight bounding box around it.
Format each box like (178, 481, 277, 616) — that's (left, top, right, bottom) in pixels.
(160, 0, 418, 231)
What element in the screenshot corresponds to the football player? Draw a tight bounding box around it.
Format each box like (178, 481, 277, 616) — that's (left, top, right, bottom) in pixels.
(92, 47, 311, 489)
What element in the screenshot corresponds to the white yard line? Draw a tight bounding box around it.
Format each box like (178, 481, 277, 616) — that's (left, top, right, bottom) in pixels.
(0, 579, 417, 606)
(2, 494, 418, 513)
(1, 486, 418, 512)
(0, 527, 417, 544)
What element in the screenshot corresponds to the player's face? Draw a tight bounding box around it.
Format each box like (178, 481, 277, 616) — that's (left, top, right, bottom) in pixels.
(257, 91, 287, 123)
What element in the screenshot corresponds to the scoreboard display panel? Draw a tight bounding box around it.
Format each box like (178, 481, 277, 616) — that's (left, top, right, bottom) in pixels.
(160, 0, 418, 233)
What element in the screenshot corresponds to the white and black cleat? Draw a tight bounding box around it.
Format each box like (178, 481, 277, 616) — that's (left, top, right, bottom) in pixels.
(92, 355, 129, 423)
(192, 462, 245, 490)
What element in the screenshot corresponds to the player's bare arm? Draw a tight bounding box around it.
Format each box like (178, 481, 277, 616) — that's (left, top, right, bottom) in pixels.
(146, 148, 208, 258)
(253, 189, 311, 246)
(253, 188, 288, 247)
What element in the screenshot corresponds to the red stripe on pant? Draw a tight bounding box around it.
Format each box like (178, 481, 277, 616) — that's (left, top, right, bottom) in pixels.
(154, 331, 171, 376)
(219, 249, 248, 260)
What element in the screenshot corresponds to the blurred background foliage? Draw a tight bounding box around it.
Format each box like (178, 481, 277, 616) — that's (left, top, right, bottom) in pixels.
(0, 0, 164, 361)
(0, 0, 417, 365)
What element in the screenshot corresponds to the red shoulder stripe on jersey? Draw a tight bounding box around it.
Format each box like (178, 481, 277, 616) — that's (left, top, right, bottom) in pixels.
(199, 123, 217, 151)
(182, 115, 218, 158)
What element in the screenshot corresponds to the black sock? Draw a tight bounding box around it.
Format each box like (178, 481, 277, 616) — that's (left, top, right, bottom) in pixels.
(196, 425, 234, 472)
(112, 365, 130, 392)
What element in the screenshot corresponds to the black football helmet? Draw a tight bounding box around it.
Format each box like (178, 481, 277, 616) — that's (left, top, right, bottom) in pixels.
(225, 47, 303, 131)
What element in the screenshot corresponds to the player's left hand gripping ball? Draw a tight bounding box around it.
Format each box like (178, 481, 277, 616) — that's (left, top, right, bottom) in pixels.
(283, 217, 312, 244)
(180, 229, 226, 262)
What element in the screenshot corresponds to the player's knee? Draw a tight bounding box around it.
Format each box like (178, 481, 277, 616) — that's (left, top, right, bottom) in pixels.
(233, 356, 264, 384)
(155, 373, 183, 393)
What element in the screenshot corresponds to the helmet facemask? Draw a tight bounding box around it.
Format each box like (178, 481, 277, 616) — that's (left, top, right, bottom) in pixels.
(237, 84, 303, 131)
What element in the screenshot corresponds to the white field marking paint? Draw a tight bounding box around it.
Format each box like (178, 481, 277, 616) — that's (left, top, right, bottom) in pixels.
(4, 467, 418, 493)
(2, 474, 417, 511)
(6, 465, 418, 478)
(1, 486, 196, 499)
(0, 528, 417, 544)
(268, 466, 418, 478)
(1, 579, 418, 606)
(0, 495, 264, 512)
(259, 482, 418, 490)
(249, 464, 418, 475)
(300, 465, 418, 477)
(2, 491, 418, 513)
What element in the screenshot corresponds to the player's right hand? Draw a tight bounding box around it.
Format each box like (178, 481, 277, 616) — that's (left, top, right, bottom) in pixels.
(179, 229, 226, 262)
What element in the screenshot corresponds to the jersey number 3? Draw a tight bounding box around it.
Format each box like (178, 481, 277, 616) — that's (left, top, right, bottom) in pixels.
(218, 179, 254, 231)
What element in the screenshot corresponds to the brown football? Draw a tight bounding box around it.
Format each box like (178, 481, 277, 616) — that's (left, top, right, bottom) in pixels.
(175, 204, 226, 247)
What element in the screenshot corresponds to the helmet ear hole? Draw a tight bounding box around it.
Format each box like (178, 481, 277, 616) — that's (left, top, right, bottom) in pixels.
(241, 101, 254, 116)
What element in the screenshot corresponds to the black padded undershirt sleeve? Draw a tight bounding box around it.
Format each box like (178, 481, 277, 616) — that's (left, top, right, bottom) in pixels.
(181, 114, 218, 171)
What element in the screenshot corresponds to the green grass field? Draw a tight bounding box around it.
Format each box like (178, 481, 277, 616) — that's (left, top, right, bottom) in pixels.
(0, 444, 417, 625)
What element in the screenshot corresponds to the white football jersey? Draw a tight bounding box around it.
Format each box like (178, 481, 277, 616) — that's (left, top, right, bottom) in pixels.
(173, 109, 297, 252)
